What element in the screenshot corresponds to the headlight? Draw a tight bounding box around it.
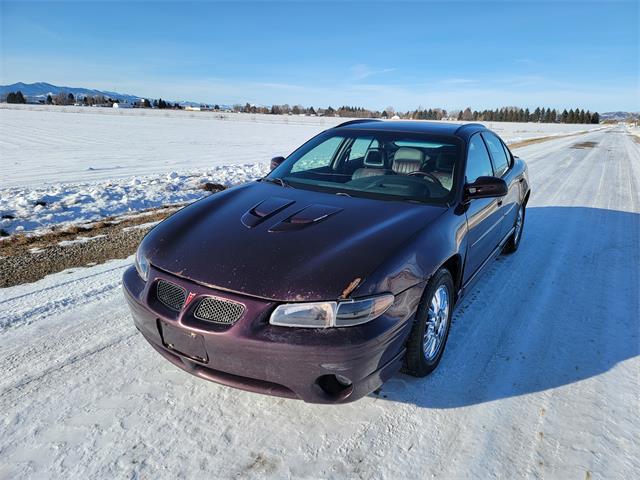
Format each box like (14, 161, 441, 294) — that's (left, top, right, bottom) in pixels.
(135, 247, 150, 282)
(334, 294, 395, 327)
(269, 294, 394, 328)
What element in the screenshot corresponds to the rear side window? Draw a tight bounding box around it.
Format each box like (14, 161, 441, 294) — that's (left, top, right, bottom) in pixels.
(466, 134, 494, 183)
(291, 136, 343, 173)
(347, 137, 376, 162)
(482, 132, 509, 177)
(501, 142, 513, 167)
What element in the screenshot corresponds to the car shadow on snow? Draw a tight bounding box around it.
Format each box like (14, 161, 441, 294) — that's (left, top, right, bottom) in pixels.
(376, 206, 639, 408)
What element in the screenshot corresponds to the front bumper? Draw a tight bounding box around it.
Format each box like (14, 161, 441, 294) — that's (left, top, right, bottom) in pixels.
(122, 265, 422, 403)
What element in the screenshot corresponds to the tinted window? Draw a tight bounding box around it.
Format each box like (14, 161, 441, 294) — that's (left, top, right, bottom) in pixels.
(291, 136, 343, 173)
(270, 131, 461, 204)
(482, 132, 509, 177)
(347, 137, 376, 162)
(501, 141, 513, 167)
(466, 134, 494, 183)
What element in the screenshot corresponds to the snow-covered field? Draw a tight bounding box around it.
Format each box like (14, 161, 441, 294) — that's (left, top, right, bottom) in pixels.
(1, 126, 638, 478)
(0, 105, 604, 236)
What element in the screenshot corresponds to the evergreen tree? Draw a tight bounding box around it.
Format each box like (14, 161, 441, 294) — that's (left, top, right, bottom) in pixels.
(532, 107, 541, 122)
(7, 91, 26, 104)
(46, 94, 53, 105)
(544, 108, 553, 123)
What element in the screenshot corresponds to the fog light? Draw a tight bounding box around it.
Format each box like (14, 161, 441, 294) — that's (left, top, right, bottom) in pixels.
(316, 374, 354, 399)
(335, 374, 352, 387)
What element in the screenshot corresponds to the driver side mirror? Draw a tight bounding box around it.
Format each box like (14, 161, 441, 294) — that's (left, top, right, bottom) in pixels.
(464, 176, 508, 200)
(270, 156, 286, 170)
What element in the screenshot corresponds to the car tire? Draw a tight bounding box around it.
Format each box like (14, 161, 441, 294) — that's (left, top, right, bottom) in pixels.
(503, 203, 525, 254)
(404, 268, 454, 377)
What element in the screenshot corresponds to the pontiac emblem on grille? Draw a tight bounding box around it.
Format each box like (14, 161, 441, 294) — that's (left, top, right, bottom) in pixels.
(183, 292, 196, 309)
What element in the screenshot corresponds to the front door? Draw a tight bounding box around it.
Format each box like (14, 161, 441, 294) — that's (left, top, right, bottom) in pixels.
(463, 134, 503, 283)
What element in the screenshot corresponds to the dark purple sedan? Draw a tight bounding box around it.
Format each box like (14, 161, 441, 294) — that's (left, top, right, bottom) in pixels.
(123, 120, 530, 403)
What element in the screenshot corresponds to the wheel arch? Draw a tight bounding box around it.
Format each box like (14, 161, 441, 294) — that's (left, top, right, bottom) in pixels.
(440, 254, 463, 300)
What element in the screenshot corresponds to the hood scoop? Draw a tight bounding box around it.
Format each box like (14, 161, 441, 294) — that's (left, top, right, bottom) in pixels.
(269, 204, 343, 232)
(241, 196, 295, 228)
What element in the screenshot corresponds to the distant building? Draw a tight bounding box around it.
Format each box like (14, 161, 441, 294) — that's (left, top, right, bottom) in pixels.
(113, 102, 132, 109)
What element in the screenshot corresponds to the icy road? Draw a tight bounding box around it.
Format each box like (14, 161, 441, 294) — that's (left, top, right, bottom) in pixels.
(1, 127, 638, 479)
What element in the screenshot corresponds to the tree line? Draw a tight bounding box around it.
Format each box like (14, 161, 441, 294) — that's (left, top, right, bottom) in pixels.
(2, 90, 600, 124)
(456, 106, 599, 124)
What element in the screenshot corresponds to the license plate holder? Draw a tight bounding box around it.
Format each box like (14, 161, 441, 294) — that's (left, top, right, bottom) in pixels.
(159, 321, 208, 363)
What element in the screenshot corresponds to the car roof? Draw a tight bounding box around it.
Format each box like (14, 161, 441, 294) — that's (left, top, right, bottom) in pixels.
(331, 119, 487, 139)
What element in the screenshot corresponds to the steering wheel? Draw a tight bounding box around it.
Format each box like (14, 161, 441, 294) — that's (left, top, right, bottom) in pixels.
(408, 171, 443, 187)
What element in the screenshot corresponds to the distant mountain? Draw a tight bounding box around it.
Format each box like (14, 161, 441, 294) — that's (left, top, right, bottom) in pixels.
(0, 82, 231, 108)
(600, 111, 639, 121)
(0, 82, 144, 103)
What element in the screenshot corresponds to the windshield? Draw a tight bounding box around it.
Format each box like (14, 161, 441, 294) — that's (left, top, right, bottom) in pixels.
(268, 130, 461, 204)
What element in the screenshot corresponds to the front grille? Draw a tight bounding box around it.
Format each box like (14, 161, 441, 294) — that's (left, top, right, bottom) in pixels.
(194, 297, 245, 324)
(156, 280, 187, 311)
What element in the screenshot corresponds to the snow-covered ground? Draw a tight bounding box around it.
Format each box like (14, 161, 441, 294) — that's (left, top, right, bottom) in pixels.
(1, 127, 638, 478)
(0, 164, 268, 235)
(0, 105, 604, 236)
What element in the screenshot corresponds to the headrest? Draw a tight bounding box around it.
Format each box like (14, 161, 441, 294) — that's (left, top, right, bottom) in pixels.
(364, 149, 384, 167)
(394, 147, 424, 163)
(436, 152, 456, 170)
(392, 157, 423, 174)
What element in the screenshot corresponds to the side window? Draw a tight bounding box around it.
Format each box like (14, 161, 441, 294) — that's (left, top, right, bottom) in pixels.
(501, 141, 513, 168)
(291, 136, 343, 173)
(347, 137, 376, 162)
(466, 134, 494, 183)
(482, 132, 509, 177)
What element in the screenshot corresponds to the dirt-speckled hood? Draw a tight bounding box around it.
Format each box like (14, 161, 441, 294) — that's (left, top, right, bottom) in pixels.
(141, 181, 446, 301)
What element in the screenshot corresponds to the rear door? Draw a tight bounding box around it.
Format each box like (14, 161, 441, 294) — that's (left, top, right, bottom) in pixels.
(463, 133, 503, 283)
(481, 132, 520, 242)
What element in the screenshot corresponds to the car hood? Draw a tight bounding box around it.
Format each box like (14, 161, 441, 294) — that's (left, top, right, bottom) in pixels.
(142, 181, 446, 301)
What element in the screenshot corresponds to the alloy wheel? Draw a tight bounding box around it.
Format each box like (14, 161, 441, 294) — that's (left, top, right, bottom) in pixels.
(423, 285, 450, 361)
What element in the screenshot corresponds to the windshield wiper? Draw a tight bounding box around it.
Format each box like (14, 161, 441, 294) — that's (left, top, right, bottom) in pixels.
(260, 177, 291, 188)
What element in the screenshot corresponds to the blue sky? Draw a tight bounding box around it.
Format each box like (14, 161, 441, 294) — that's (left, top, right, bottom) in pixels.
(1, 1, 638, 111)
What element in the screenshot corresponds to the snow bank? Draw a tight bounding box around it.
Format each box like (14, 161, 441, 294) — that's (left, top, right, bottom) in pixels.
(0, 164, 268, 236)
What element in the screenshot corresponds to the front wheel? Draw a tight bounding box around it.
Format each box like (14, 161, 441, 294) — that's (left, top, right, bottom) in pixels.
(503, 203, 525, 254)
(404, 269, 454, 377)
